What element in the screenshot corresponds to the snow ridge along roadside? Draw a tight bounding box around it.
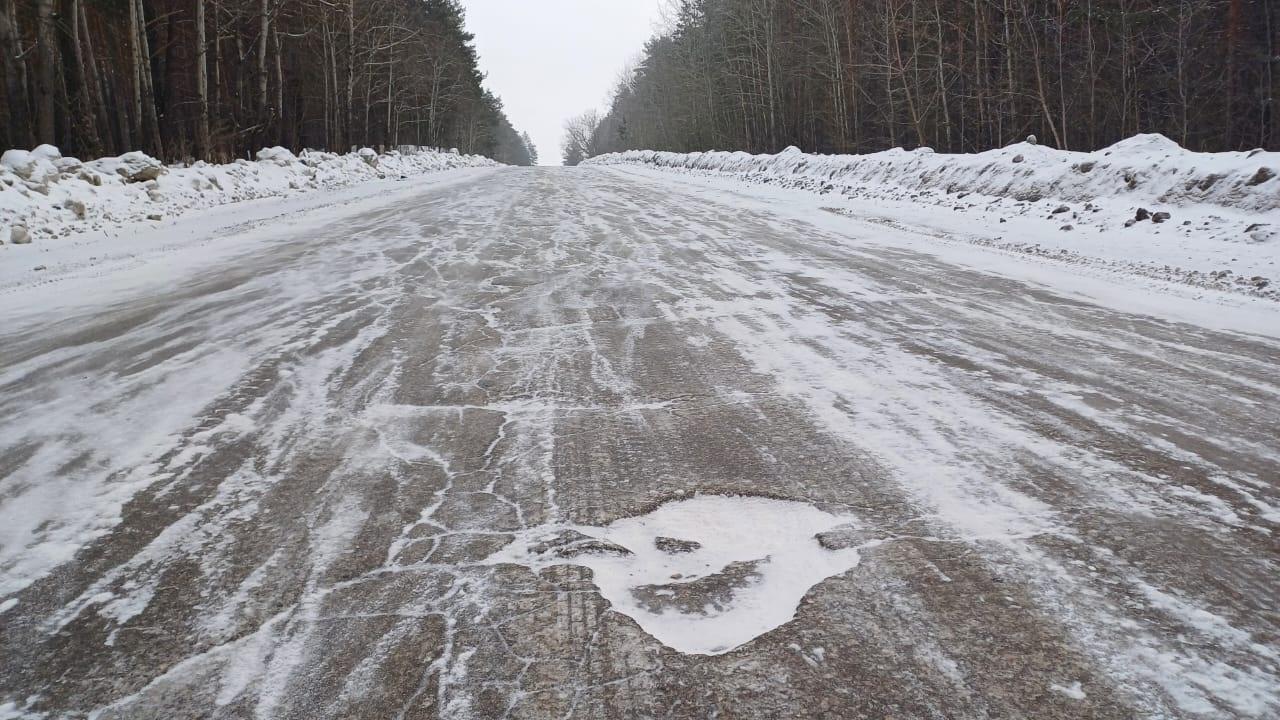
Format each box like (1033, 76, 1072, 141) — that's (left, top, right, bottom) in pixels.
(587, 135, 1279, 299)
(1, 145, 498, 247)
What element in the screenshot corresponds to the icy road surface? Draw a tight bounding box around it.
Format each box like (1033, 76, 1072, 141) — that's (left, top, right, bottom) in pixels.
(1, 167, 1278, 719)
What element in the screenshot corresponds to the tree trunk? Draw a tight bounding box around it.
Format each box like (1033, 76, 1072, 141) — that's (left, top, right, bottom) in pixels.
(132, 0, 163, 155)
(935, 0, 952, 150)
(65, 0, 102, 157)
(78, 0, 112, 154)
(195, 0, 210, 158)
(273, 27, 283, 146)
(0, 0, 32, 147)
(1001, 0, 1015, 145)
(883, 0, 898, 147)
(1085, 0, 1095, 148)
(386, 46, 394, 148)
(1056, 0, 1068, 149)
(34, 0, 59, 143)
(128, 0, 145, 145)
(321, 24, 332, 148)
(345, 0, 354, 148)
(213, 0, 223, 153)
(1023, 9, 1064, 147)
(258, 0, 270, 141)
(1264, 0, 1276, 147)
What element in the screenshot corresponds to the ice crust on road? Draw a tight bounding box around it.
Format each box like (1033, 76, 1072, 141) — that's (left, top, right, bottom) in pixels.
(0, 166, 1277, 719)
(0, 181, 488, 597)
(485, 495, 866, 655)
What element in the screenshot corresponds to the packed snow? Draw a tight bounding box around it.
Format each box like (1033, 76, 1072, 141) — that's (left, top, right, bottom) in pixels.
(0, 145, 497, 248)
(587, 135, 1280, 299)
(484, 495, 870, 655)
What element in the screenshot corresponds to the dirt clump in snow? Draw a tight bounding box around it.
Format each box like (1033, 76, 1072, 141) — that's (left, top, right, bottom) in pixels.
(654, 536, 702, 554)
(529, 529, 633, 559)
(631, 559, 765, 615)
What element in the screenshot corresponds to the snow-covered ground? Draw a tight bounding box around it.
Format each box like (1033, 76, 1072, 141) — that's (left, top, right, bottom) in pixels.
(1, 165, 1278, 718)
(1, 144, 497, 249)
(587, 135, 1280, 300)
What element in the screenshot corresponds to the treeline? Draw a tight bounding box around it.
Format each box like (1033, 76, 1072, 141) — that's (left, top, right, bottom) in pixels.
(567, 0, 1276, 161)
(0, 0, 537, 164)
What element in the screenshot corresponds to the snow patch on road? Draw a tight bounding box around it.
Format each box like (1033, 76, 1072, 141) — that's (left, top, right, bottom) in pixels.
(485, 495, 868, 655)
(0, 343, 257, 598)
(1050, 681, 1087, 700)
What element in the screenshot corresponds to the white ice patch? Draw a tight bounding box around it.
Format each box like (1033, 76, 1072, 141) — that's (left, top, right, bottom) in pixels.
(483, 495, 866, 655)
(1050, 681, 1087, 700)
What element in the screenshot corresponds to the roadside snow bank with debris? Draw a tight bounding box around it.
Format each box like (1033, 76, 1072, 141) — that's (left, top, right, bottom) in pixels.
(588, 135, 1279, 299)
(0, 145, 497, 246)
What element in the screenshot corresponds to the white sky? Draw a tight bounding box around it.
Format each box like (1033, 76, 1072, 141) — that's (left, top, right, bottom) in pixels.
(460, 0, 667, 165)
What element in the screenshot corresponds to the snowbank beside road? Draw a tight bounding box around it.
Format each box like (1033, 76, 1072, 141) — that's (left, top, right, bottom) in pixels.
(0, 145, 497, 246)
(587, 135, 1279, 213)
(588, 136, 1279, 299)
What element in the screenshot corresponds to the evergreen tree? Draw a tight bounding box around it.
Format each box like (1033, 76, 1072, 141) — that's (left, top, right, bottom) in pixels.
(573, 0, 1276, 157)
(521, 132, 539, 165)
(0, 0, 535, 162)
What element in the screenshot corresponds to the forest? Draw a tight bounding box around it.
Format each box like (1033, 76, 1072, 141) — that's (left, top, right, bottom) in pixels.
(566, 0, 1277, 162)
(0, 0, 536, 164)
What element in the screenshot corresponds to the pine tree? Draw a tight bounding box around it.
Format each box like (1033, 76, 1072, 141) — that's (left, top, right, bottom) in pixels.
(521, 131, 539, 165)
(572, 0, 1276, 156)
(0, 0, 534, 162)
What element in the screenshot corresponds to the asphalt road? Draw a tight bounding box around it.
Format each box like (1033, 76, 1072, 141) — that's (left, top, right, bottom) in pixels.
(1, 167, 1277, 719)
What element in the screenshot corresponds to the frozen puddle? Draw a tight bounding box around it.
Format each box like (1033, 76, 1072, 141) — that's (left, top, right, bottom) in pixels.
(484, 495, 868, 655)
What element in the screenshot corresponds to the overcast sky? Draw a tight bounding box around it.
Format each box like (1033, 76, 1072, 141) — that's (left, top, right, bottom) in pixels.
(460, 1, 666, 165)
